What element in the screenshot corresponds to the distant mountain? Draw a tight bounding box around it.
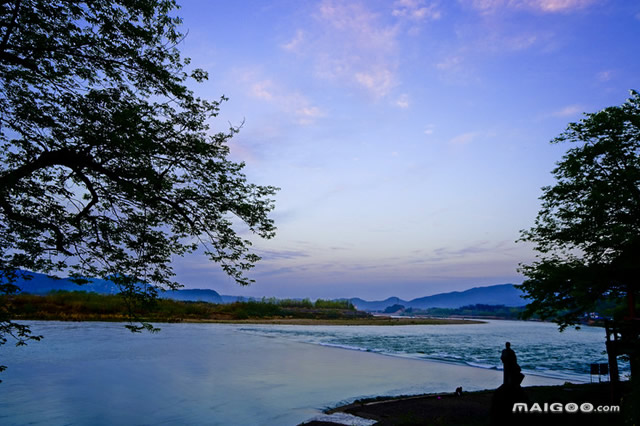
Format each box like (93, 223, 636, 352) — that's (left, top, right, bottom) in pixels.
(6, 271, 526, 310)
(10, 271, 120, 294)
(349, 297, 405, 312)
(7, 270, 221, 303)
(220, 295, 253, 303)
(407, 284, 526, 309)
(350, 284, 526, 312)
(159, 289, 222, 304)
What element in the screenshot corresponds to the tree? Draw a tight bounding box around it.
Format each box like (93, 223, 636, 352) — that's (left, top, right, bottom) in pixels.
(0, 0, 277, 369)
(518, 90, 640, 330)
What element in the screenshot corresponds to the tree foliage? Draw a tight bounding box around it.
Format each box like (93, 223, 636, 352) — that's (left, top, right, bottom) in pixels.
(0, 0, 277, 357)
(519, 90, 640, 329)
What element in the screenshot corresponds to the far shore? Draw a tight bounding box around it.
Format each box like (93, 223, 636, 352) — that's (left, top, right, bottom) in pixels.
(15, 316, 485, 326)
(5, 291, 489, 325)
(173, 317, 486, 326)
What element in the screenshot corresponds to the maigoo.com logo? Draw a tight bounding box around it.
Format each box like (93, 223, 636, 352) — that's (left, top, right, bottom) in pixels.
(512, 402, 620, 413)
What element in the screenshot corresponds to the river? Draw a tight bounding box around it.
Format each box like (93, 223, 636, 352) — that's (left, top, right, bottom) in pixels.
(0, 320, 623, 425)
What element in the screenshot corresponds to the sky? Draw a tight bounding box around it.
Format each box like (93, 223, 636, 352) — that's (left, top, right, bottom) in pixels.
(166, 0, 640, 300)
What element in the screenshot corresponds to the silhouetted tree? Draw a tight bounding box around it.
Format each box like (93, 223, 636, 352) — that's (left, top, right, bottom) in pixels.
(0, 0, 277, 375)
(518, 91, 639, 330)
(383, 304, 405, 313)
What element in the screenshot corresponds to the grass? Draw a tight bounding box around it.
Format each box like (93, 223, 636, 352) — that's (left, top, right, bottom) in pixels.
(1, 291, 363, 321)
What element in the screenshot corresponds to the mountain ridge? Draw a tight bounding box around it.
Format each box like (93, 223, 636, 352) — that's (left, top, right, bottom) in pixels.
(8, 271, 222, 304)
(5, 271, 525, 309)
(348, 284, 526, 311)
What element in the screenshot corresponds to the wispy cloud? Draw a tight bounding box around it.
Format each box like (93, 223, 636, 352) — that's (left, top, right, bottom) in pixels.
(432, 10, 554, 82)
(253, 248, 311, 261)
(597, 70, 613, 82)
(533, 0, 596, 13)
(250, 80, 275, 101)
(463, 0, 597, 14)
(243, 73, 325, 125)
(551, 104, 584, 117)
(436, 55, 464, 71)
(281, 29, 305, 51)
(503, 34, 538, 50)
(432, 240, 510, 258)
(279, 1, 447, 99)
(318, 0, 397, 50)
(392, 0, 442, 21)
(313, 0, 399, 98)
(354, 68, 396, 98)
(433, 52, 478, 84)
(278, 0, 411, 99)
(395, 93, 410, 108)
(449, 131, 478, 145)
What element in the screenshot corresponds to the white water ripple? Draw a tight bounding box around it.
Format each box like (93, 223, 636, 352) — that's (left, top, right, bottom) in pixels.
(237, 319, 629, 382)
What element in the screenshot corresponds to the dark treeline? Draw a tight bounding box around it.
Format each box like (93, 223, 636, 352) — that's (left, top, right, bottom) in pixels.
(6, 291, 625, 324)
(258, 297, 354, 310)
(403, 300, 625, 325)
(2, 291, 365, 322)
(404, 304, 526, 320)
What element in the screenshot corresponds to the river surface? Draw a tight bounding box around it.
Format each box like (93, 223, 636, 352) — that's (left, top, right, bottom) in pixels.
(0, 320, 622, 425)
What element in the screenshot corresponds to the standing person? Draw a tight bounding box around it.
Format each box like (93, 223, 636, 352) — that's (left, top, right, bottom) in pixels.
(500, 342, 522, 386)
(492, 343, 527, 423)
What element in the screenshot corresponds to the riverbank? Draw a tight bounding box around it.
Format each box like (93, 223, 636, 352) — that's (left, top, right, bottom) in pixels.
(170, 317, 485, 325)
(3, 291, 483, 325)
(4, 316, 483, 326)
(302, 382, 629, 425)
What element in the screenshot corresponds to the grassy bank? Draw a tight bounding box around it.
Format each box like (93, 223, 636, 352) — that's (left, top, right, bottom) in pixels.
(189, 317, 485, 325)
(2, 291, 483, 325)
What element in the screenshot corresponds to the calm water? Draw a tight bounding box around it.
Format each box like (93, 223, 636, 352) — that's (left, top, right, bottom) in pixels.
(0, 320, 618, 425)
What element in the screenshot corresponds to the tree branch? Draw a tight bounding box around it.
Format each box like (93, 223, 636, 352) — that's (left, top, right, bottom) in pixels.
(0, 0, 21, 55)
(0, 50, 36, 71)
(71, 166, 99, 223)
(0, 194, 70, 255)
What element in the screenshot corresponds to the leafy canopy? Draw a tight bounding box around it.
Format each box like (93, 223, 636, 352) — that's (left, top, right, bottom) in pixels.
(0, 0, 277, 348)
(519, 90, 640, 329)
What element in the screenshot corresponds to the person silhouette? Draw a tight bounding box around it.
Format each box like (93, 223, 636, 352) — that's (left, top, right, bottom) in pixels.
(492, 343, 528, 424)
(500, 342, 523, 386)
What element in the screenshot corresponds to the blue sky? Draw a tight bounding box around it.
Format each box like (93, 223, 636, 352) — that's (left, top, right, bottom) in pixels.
(168, 0, 640, 300)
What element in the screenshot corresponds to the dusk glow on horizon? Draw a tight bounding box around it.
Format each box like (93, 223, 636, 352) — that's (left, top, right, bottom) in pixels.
(170, 0, 640, 300)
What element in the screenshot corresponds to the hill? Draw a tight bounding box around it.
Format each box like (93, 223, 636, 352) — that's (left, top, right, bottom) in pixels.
(159, 289, 222, 304)
(220, 295, 255, 303)
(348, 297, 404, 312)
(349, 284, 526, 312)
(407, 284, 526, 309)
(6, 271, 526, 311)
(11, 271, 120, 294)
(7, 270, 222, 303)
